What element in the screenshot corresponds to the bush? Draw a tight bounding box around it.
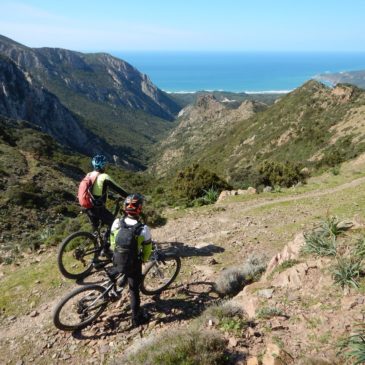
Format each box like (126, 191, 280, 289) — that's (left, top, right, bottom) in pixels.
(195, 302, 248, 336)
(214, 254, 267, 297)
(172, 164, 231, 202)
(122, 328, 228, 365)
(257, 160, 305, 188)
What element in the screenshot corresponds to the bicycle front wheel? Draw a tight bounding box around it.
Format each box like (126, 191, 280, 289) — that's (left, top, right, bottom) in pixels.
(57, 231, 99, 279)
(53, 284, 108, 331)
(141, 255, 181, 295)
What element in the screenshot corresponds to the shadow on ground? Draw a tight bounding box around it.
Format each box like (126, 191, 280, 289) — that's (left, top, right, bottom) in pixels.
(160, 241, 225, 258)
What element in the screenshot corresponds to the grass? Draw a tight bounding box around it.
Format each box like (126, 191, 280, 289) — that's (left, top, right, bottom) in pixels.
(0, 254, 69, 319)
(121, 328, 228, 365)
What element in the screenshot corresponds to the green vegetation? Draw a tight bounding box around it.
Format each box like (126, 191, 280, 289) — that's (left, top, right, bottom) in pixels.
(257, 160, 306, 188)
(339, 325, 365, 365)
(214, 254, 267, 297)
(123, 329, 228, 365)
(172, 164, 231, 205)
(256, 306, 287, 319)
(332, 257, 362, 289)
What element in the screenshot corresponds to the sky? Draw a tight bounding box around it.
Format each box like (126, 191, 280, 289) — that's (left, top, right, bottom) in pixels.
(0, 0, 365, 53)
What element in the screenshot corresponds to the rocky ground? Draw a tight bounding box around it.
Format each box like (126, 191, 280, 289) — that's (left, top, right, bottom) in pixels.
(1, 160, 365, 364)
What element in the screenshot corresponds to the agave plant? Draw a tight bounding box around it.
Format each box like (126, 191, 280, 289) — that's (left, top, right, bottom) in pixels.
(332, 257, 362, 289)
(319, 216, 350, 238)
(339, 325, 365, 365)
(302, 231, 337, 256)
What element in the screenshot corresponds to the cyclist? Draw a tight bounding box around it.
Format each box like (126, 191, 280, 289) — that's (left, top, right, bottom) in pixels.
(108, 193, 152, 327)
(86, 154, 129, 255)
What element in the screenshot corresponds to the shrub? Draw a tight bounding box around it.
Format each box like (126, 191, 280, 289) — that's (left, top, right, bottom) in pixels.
(121, 328, 228, 365)
(214, 254, 267, 297)
(257, 160, 305, 188)
(256, 306, 286, 319)
(173, 164, 231, 202)
(195, 302, 248, 336)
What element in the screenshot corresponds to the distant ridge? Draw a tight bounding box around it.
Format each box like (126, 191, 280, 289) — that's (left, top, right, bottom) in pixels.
(0, 34, 181, 167)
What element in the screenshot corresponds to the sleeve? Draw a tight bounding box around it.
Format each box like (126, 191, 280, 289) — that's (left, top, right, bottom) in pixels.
(140, 225, 152, 263)
(104, 175, 129, 198)
(110, 219, 121, 250)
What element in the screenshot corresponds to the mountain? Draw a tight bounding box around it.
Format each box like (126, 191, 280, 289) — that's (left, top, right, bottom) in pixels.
(315, 69, 365, 89)
(0, 35, 181, 167)
(150, 94, 268, 176)
(0, 54, 113, 157)
(152, 81, 365, 186)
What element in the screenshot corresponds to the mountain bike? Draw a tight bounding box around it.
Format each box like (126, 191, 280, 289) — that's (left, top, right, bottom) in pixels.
(53, 246, 181, 331)
(57, 197, 122, 280)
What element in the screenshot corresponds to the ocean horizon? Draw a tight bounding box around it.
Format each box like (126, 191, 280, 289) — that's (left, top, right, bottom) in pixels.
(111, 51, 365, 93)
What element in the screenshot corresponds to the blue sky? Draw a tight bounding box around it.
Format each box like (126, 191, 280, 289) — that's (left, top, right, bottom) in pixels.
(0, 0, 364, 52)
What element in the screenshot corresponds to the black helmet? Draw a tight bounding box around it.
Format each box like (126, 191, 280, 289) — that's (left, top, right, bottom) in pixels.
(124, 193, 144, 216)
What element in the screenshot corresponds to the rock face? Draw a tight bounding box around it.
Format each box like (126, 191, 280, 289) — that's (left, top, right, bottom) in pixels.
(0, 34, 180, 121)
(0, 55, 111, 156)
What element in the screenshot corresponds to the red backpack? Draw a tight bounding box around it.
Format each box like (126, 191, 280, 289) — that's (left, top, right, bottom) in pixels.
(77, 172, 100, 208)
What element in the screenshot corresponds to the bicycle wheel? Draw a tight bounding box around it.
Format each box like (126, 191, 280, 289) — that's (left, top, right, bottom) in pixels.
(141, 255, 181, 295)
(57, 231, 99, 279)
(53, 284, 109, 331)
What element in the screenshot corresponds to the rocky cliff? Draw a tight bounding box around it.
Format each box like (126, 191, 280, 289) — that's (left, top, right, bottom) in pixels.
(0, 34, 180, 121)
(0, 55, 112, 157)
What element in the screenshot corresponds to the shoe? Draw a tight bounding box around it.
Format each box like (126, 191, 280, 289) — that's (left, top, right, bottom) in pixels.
(100, 248, 113, 259)
(132, 311, 150, 327)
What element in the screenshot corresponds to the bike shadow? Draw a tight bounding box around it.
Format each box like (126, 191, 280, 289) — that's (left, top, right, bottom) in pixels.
(160, 241, 225, 258)
(70, 280, 219, 341)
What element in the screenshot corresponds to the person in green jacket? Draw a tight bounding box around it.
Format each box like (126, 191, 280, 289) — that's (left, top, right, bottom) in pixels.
(108, 193, 152, 327)
(86, 154, 129, 255)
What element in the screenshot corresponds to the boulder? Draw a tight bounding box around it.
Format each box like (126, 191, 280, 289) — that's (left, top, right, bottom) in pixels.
(262, 343, 294, 365)
(263, 233, 306, 279)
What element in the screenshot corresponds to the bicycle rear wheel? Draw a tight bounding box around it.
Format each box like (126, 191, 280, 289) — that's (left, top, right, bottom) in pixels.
(53, 284, 108, 331)
(141, 255, 181, 295)
(57, 231, 99, 279)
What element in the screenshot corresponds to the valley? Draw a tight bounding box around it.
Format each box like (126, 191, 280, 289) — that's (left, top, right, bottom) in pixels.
(1, 155, 365, 364)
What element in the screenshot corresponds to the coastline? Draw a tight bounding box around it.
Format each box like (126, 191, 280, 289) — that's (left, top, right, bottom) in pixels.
(165, 89, 291, 95)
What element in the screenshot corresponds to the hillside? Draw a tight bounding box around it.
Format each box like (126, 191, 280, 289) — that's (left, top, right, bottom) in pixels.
(0, 117, 150, 261)
(0, 34, 180, 167)
(1, 153, 365, 364)
(152, 81, 365, 186)
(150, 94, 268, 176)
(0, 55, 114, 158)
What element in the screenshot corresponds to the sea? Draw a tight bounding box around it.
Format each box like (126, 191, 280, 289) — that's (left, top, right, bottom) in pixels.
(111, 51, 365, 94)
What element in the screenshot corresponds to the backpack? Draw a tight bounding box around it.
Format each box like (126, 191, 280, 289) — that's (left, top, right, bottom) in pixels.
(77, 171, 100, 208)
(113, 219, 143, 273)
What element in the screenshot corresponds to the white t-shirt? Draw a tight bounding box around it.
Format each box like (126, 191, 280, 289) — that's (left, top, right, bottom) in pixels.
(111, 217, 151, 242)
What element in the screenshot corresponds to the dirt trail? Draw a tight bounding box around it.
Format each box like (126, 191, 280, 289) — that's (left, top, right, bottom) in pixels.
(1, 175, 365, 364)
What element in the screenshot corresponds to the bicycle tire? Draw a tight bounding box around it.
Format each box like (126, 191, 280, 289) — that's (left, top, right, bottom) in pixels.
(57, 231, 99, 279)
(53, 284, 109, 331)
(141, 254, 181, 295)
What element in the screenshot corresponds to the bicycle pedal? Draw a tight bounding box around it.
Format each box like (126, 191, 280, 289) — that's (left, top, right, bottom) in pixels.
(108, 289, 119, 300)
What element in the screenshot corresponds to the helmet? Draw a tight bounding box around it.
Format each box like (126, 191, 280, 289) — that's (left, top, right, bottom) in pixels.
(92, 154, 107, 171)
(124, 193, 144, 216)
